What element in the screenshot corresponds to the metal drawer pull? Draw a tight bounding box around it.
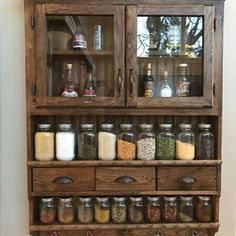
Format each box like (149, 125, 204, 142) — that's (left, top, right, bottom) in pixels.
(53, 176, 73, 184)
(178, 176, 196, 184)
(114, 175, 136, 184)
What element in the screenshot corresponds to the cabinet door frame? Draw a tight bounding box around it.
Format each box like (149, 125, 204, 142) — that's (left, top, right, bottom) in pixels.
(126, 5, 215, 108)
(35, 4, 125, 107)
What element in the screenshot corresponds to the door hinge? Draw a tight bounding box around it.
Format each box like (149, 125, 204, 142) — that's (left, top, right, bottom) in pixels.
(32, 83, 37, 96)
(213, 83, 216, 96)
(31, 16, 35, 30)
(214, 18, 217, 32)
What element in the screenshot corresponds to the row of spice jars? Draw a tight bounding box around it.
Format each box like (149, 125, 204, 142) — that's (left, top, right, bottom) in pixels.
(39, 195, 212, 224)
(34, 123, 215, 161)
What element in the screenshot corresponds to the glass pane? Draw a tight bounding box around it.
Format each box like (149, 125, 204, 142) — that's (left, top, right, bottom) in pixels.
(137, 16, 203, 97)
(46, 15, 114, 97)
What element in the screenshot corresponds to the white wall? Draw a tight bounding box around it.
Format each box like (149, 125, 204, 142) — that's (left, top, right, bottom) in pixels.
(0, 0, 236, 236)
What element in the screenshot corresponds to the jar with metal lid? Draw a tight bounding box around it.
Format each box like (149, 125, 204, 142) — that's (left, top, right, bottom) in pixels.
(137, 124, 156, 160)
(163, 196, 178, 223)
(78, 124, 97, 160)
(98, 123, 116, 160)
(56, 124, 75, 161)
(117, 124, 136, 160)
(95, 196, 110, 223)
(145, 196, 161, 223)
(156, 124, 175, 160)
(39, 197, 56, 224)
(35, 124, 54, 161)
(196, 196, 212, 222)
(197, 124, 215, 160)
(128, 196, 144, 223)
(78, 196, 94, 223)
(178, 196, 194, 223)
(111, 196, 127, 223)
(58, 197, 74, 224)
(176, 124, 195, 160)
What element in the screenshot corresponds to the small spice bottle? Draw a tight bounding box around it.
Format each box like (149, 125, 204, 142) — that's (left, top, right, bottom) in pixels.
(196, 124, 215, 160)
(111, 196, 127, 224)
(35, 124, 54, 161)
(56, 124, 75, 161)
(156, 124, 175, 160)
(145, 196, 161, 223)
(178, 196, 194, 223)
(137, 124, 156, 160)
(128, 196, 144, 223)
(39, 197, 56, 224)
(95, 196, 110, 223)
(117, 124, 136, 160)
(176, 124, 195, 160)
(196, 196, 212, 222)
(78, 124, 97, 160)
(98, 124, 116, 160)
(58, 197, 74, 224)
(163, 196, 178, 223)
(78, 196, 94, 223)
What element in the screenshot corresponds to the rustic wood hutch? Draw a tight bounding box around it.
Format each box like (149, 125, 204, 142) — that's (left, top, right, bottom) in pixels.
(25, 0, 224, 235)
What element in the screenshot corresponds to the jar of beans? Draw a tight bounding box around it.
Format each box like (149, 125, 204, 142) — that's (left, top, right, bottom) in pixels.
(196, 196, 212, 222)
(78, 196, 94, 223)
(128, 196, 144, 223)
(39, 197, 56, 224)
(95, 196, 110, 223)
(145, 196, 161, 223)
(163, 196, 177, 223)
(137, 124, 156, 160)
(111, 196, 127, 223)
(117, 124, 136, 160)
(178, 196, 194, 223)
(58, 197, 74, 224)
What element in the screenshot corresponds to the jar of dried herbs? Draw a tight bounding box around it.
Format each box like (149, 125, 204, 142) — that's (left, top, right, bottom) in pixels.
(39, 197, 56, 224)
(196, 196, 212, 222)
(145, 196, 161, 223)
(163, 196, 177, 223)
(156, 124, 175, 160)
(95, 196, 110, 223)
(128, 196, 144, 223)
(111, 196, 127, 223)
(78, 196, 94, 223)
(58, 197, 74, 224)
(178, 196, 194, 223)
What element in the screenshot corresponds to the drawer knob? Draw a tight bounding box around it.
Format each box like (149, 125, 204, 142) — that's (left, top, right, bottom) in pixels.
(114, 175, 136, 184)
(53, 176, 73, 184)
(178, 176, 196, 184)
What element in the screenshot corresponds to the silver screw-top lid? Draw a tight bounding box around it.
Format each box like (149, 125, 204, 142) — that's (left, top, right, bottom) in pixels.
(96, 196, 109, 202)
(113, 196, 126, 202)
(180, 196, 193, 201)
(100, 123, 114, 130)
(120, 123, 133, 130)
(79, 196, 93, 203)
(198, 124, 212, 129)
(179, 123, 192, 129)
(139, 123, 154, 130)
(129, 196, 143, 202)
(80, 123, 94, 129)
(164, 196, 177, 202)
(58, 123, 72, 131)
(41, 197, 55, 203)
(37, 124, 52, 129)
(147, 196, 160, 202)
(198, 196, 211, 201)
(159, 124, 172, 129)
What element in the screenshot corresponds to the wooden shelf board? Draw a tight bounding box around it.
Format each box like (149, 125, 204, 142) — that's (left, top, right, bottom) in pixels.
(50, 49, 114, 56)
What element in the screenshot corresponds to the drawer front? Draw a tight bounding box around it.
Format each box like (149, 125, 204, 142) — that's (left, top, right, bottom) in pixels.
(157, 167, 217, 191)
(96, 167, 156, 191)
(33, 167, 94, 192)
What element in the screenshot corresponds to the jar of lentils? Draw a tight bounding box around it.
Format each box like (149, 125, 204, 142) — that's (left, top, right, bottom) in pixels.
(163, 196, 177, 223)
(111, 196, 127, 223)
(78, 196, 94, 223)
(145, 196, 161, 223)
(137, 124, 156, 160)
(39, 197, 56, 224)
(128, 196, 144, 223)
(58, 197, 74, 224)
(196, 196, 212, 222)
(95, 196, 110, 223)
(178, 196, 194, 223)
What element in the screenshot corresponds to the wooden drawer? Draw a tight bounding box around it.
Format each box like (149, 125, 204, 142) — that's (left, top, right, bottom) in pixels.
(157, 167, 217, 191)
(96, 167, 156, 191)
(33, 167, 94, 192)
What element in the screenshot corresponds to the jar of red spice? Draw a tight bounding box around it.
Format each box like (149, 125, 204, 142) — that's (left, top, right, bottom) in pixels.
(163, 196, 177, 223)
(58, 197, 74, 224)
(39, 197, 56, 224)
(145, 196, 161, 223)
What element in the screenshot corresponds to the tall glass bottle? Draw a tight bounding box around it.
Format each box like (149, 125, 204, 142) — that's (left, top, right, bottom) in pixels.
(83, 65, 96, 96)
(159, 65, 173, 97)
(176, 63, 190, 97)
(143, 63, 154, 97)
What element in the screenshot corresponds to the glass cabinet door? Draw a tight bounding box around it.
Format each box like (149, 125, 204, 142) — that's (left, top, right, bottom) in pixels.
(126, 5, 214, 108)
(35, 4, 125, 107)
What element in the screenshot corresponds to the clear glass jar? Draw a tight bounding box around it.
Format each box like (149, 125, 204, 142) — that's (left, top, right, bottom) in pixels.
(35, 124, 54, 161)
(111, 196, 127, 223)
(56, 124, 75, 161)
(78, 196, 94, 223)
(176, 124, 195, 160)
(176, 63, 190, 97)
(128, 196, 144, 223)
(98, 124, 116, 160)
(196, 196, 212, 222)
(163, 196, 178, 223)
(197, 124, 215, 160)
(178, 196, 194, 223)
(95, 196, 110, 223)
(137, 124, 156, 160)
(145, 196, 161, 223)
(78, 124, 97, 160)
(117, 124, 136, 160)
(39, 197, 56, 224)
(156, 124, 175, 160)
(58, 197, 74, 224)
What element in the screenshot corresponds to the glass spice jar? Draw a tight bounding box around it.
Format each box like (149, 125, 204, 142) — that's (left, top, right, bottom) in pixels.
(163, 196, 178, 223)
(145, 196, 161, 223)
(178, 196, 194, 223)
(39, 197, 56, 224)
(78, 197, 94, 223)
(156, 124, 175, 160)
(128, 196, 144, 223)
(95, 196, 110, 223)
(117, 124, 136, 160)
(111, 196, 127, 224)
(78, 124, 97, 160)
(196, 196, 212, 222)
(35, 124, 54, 161)
(137, 124, 156, 160)
(58, 197, 74, 224)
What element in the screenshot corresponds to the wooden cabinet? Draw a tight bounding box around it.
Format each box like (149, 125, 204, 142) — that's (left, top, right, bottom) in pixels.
(25, 0, 224, 235)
